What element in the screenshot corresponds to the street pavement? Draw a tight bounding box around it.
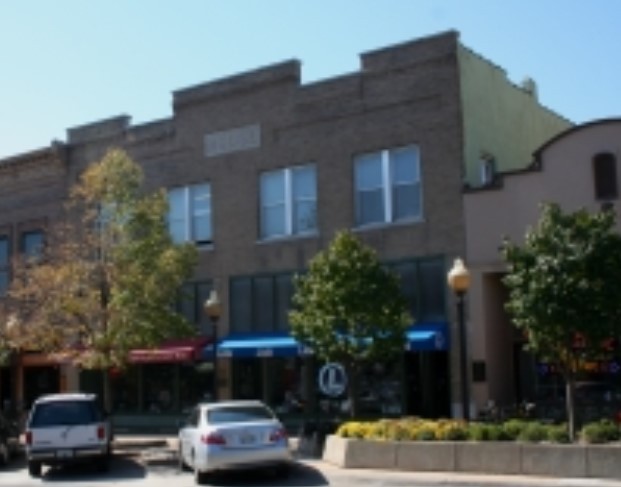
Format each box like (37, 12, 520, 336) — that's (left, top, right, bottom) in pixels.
(113, 434, 621, 487)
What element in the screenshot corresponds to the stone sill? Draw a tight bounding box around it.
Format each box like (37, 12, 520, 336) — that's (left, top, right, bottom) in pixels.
(322, 435, 621, 479)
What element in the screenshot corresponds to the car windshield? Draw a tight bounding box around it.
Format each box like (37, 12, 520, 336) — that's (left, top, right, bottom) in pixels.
(30, 401, 101, 427)
(207, 405, 274, 424)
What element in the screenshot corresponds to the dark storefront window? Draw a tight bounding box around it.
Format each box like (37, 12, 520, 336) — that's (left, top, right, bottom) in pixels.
(179, 363, 213, 410)
(230, 273, 295, 333)
(233, 359, 263, 399)
(177, 281, 212, 334)
(387, 256, 446, 321)
(230, 278, 252, 332)
(418, 258, 446, 320)
(254, 276, 275, 332)
(109, 363, 212, 415)
(143, 364, 176, 413)
(112, 367, 139, 412)
(275, 275, 294, 332)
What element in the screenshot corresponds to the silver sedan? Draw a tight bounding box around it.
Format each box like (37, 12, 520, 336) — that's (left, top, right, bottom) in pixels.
(178, 400, 293, 484)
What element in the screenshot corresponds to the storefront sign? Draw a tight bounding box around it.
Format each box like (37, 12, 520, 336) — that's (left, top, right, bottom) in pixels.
(318, 363, 347, 397)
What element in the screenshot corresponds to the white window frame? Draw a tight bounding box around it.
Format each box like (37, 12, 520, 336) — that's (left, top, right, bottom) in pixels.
(355, 145, 422, 226)
(167, 183, 212, 246)
(260, 164, 317, 240)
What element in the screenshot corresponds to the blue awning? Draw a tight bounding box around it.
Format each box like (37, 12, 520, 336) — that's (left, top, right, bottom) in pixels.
(204, 323, 449, 359)
(205, 333, 312, 358)
(406, 322, 449, 351)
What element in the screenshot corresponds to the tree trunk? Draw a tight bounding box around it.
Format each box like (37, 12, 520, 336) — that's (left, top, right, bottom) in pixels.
(346, 361, 360, 419)
(564, 361, 577, 441)
(102, 368, 112, 414)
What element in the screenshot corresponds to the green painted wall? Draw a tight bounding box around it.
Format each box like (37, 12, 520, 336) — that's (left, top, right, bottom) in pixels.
(458, 45, 572, 187)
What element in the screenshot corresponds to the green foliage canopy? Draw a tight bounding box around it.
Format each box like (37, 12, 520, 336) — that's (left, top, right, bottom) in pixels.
(8, 149, 198, 369)
(289, 230, 410, 365)
(502, 203, 621, 365)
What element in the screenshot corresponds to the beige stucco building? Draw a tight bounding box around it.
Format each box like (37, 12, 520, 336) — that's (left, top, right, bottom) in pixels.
(464, 119, 621, 414)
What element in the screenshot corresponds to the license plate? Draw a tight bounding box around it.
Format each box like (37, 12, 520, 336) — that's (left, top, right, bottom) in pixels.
(56, 449, 74, 458)
(239, 433, 256, 445)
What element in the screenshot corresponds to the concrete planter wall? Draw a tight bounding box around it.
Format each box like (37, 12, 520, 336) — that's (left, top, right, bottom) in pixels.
(322, 435, 621, 479)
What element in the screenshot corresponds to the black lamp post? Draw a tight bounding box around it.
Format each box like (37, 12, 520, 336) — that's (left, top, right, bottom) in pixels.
(447, 258, 471, 421)
(204, 289, 221, 401)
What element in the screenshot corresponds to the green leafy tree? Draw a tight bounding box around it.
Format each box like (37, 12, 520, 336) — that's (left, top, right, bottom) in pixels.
(289, 230, 410, 418)
(502, 203, 621, 439)
(0, 303, 15, 367)
(8, 149, 198, 410)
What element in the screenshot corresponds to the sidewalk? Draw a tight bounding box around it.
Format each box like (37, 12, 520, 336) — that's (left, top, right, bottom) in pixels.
(112, 435, 621, 487)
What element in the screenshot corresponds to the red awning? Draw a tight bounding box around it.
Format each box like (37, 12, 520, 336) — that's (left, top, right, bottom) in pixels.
(129, 337, 210, 364)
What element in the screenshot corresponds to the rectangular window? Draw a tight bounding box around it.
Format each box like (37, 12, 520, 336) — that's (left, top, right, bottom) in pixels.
(176, 281, 213, 334)
(593, 153, 618, 200)
(355, 145, 421, 226)
(0, 236, 9, 296)
(21, 230, 44, 261)
(167, 183, 212, 246)
(387, 256, 446, 322)
(230, 273, 295, 333)
(260, 165, 317, 240)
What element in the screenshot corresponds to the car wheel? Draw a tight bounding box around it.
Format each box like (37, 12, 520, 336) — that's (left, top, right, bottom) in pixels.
(28, 460, 42, 477)
(192, 450, 209, 485)
(97, 445, 111, 472)
(272, 463, 290, 478)
(0, 439, 8, 466)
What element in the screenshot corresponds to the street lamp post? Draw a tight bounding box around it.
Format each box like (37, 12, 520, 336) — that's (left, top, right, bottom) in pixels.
(204, 289, 222, 401)
(447, 258, 471, 422)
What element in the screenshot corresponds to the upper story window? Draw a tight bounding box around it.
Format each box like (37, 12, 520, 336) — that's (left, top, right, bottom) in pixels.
(168, 183, 212, 246)
(230, 272, 295, 333)
(21, 230, 44, 261)
(0, 236, 9, 296)
(354, 145, 421, 227)
(593, 152, 618, 201)
(260, 165, 317, 240)
(176, 281, 213, 335)
(386, 256, 446, 322)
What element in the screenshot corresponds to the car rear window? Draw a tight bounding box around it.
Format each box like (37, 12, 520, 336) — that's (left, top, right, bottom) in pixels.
(30, 400, 101, 427)
(207, 405, 274, 424)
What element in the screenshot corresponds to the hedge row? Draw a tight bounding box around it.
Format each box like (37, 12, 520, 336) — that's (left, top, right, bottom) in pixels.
(335, 418, 621, 444)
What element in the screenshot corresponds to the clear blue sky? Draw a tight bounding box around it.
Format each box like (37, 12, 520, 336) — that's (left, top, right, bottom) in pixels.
(1, 1, 619, 159)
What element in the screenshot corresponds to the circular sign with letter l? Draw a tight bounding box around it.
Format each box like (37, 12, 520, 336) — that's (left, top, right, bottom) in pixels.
(318, 363, 348, 397)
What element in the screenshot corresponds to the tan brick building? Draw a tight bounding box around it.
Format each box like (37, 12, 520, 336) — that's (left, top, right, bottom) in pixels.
(0, 31, 569, 431)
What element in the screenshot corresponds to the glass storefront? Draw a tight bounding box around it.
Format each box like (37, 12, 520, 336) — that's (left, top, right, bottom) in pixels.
(230, 352, 449, 424)
(83, 362, 213, 415)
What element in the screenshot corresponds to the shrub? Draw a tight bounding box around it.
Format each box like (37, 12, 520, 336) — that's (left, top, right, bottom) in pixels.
(581, 419, 620, 444)
(414, 426, 436, 441)
(468, 422, 510, 441)
(435, 420, 468, 441)
(336, 421, 372, 439)
(546, 424, 570, 444)
(518, 422, 548, 443)
(502, 419, 529, 440)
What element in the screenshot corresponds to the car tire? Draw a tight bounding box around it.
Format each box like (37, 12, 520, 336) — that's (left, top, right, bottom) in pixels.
(192, 451, 209, 485)
(28, 460, 42, 477)
(0, 439, 8, 466)
(194, 466, 210, 485)
(272, 463, 290, 478)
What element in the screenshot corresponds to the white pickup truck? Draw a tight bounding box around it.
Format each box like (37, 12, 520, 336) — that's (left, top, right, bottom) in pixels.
(24, 393, 112, 477)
